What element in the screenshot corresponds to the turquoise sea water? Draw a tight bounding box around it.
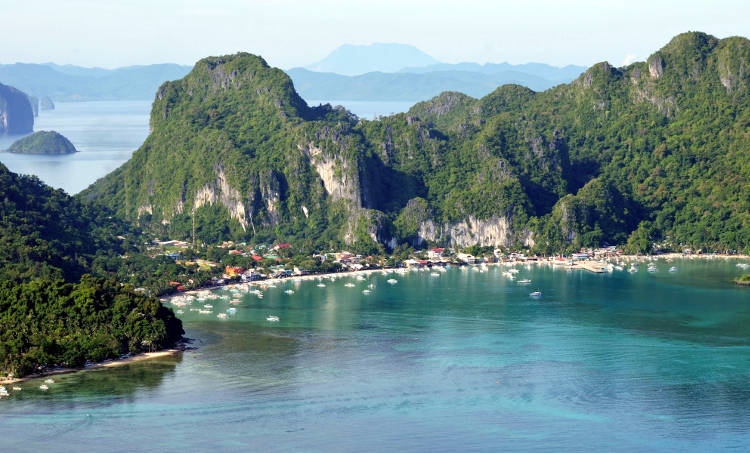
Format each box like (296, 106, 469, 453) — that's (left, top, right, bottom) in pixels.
(2, 259, 749, 452)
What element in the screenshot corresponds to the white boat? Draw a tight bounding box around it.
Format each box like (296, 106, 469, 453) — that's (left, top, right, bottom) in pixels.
(368, 283, 375, 289)
(44, 378, 55, 384)
(518, 279, 531, 284)
(362, 289, 371, 294)
(529, 291, 542, 297)
(344, 283, 356, 287)
(203, 304, 213, 309)
(266, 315, 280, 322)
(198, 309, 212, 314)
(317, 283, 326, 288)
(0, 386, 8, 397)
(12, 386, 22, 391)
(628, 266, 638, 273)
(227, 307, 237, 314)
(39, 384, 49, 391)
(284, 289, 295, 295)
(669, 266, 678, 272)
(217, 313, 228, 319)
(430, 272, 440, 277)
(387, 279, 398, 284)
(356, 275, 367, 281)
(508, 268, 519, 274)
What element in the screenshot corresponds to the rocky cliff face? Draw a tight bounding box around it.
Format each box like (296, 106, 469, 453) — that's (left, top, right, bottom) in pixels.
(81, 34, 750, 253)
(0, 83, 34, 135)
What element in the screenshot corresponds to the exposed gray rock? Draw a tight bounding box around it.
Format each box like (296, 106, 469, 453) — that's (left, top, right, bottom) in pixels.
(0, 83, 34, 135)
(648, 55, 664, 79)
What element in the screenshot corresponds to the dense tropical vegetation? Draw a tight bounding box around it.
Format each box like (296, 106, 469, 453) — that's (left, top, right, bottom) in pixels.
(0, 163, 183, 377)
(81, 32, 749, 256)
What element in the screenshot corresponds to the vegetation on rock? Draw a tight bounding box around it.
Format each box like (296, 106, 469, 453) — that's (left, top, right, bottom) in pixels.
(81, 32, 750, 255)
(7, 130, 77, 154)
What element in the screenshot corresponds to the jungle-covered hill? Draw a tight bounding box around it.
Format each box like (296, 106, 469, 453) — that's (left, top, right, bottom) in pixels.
(0, 163, 183, 377)
(81, 32, 750, 255)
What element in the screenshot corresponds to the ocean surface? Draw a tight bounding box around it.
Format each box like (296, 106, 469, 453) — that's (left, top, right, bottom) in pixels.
(0, 99, 413, 195)
(0, 101, 152, 195)
(2, 259, 750, 452)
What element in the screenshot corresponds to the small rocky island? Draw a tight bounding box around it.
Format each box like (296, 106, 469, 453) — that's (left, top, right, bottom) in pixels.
(7, 130, 77, 154)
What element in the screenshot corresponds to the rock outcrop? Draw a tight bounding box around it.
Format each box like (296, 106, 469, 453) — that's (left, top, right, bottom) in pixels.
(0, 83, 34, 135)
(40, 96, 55, 110)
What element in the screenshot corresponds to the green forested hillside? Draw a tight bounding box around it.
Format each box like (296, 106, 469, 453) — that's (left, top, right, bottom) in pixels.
(82, 32, 750, 254)
(0, 163, 183, 377)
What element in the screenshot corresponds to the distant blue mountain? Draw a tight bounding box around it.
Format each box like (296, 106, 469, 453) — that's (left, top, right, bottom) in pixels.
(295, 43, 587, 101)
(399, 62, 587, 84)
(305, 43, 439, 75)
(0, 63, 192, 101)
(287, 67, 568, 101)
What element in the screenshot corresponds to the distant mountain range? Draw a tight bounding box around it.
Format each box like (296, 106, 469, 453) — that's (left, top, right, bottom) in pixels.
(292, 43, 587, 101)
(0, 63, 192, 101)
(0, 44, 587, 103)
(287, 66, 582, 101)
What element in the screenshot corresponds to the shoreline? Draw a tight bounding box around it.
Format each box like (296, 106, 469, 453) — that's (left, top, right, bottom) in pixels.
(0, 349, 181, 385)
(168, 253, 750, 301)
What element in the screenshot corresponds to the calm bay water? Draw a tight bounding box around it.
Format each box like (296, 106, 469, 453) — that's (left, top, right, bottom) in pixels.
(0, 101, 152, 194)
(2, 259, 749, 452)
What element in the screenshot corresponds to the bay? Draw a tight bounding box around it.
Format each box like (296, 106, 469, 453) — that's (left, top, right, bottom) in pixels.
(0, 101, 151, 195)
(2, 258, 749, 452)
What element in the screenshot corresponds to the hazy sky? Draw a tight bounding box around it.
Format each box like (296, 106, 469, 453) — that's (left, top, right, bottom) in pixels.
(3, 0, 748, 69)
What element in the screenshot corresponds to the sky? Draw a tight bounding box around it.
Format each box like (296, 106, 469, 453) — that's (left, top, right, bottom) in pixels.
(2, 0, 748, 69)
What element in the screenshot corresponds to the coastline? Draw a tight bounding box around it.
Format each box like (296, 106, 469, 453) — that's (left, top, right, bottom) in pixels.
(168, 252, 750, 301)
(0, 349, 181, 385)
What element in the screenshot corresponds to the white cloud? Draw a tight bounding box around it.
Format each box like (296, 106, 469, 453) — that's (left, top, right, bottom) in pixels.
(622, 53, 637, 66)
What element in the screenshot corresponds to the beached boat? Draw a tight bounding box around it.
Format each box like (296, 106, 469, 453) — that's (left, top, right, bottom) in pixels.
(266, 315, 279, 322)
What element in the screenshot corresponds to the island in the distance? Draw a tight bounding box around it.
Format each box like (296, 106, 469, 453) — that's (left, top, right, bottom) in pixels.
(7, 130, 77, 154)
